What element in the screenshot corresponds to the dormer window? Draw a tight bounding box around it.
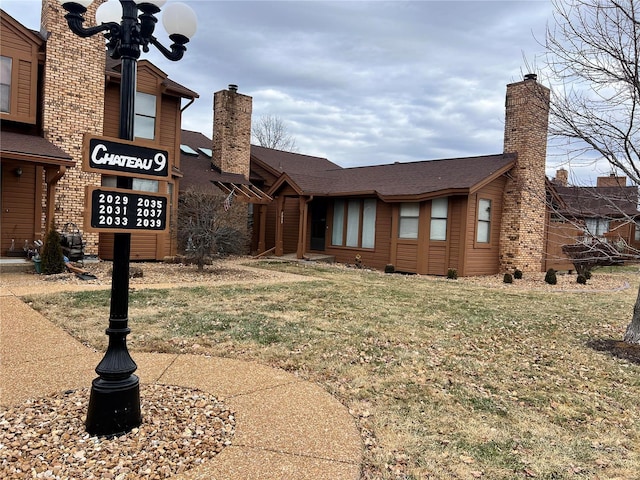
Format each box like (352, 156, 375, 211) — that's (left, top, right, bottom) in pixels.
(0, 56, 12, 113)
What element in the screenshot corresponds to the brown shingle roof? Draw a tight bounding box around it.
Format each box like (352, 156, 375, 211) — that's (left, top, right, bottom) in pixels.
(272, 153, 516, 200)
(555, 185, 640, 217)
(250, 145, 341, 176)
(179, 130, 249, 192)
(0, 131, 74, 166)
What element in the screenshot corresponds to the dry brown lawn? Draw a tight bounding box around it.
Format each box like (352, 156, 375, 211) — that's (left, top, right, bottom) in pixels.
(18, 259, 640, 479)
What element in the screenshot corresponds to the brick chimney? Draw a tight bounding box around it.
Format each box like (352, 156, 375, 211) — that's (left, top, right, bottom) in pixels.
(554, 168, 568, 186)
(499, 73, 550, 273)
(41, 0, 105, 254)
(212, 84, 252, 179)
(597, 173, 627, 187)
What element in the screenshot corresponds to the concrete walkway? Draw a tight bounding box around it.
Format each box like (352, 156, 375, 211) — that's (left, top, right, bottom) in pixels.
(0, 284, 362, 479)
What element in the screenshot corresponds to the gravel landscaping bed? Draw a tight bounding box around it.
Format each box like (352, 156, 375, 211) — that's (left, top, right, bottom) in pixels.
(0, 385, 235, 480)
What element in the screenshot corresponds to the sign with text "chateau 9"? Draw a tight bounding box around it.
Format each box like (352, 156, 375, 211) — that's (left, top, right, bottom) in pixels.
(83, 135, 170, 180)
(84, 186, 169, 234)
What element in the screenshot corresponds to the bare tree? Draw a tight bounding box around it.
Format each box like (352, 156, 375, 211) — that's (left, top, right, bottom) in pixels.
(177, 187, 248, 271)
(251, 114, 298, 152)
(543, 0, 640, 342)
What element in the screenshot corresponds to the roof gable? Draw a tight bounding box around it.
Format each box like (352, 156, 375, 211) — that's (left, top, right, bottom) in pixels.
(0, 9, 45, 50)
(105, 57, 198, 99)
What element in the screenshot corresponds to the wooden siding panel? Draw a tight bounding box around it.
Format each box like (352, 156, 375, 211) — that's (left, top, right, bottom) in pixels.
(447, 198, 463, 272)
(0, 24, 38, 124)
(464, 177, 506, 276)
(282, 197, 299, 254)
(427, 244, 447, 275)
(395, 243, 418, 272)
(1, 162, 37, 253)
(103, 84, 120, 138)
(16, 59, 32, 117)
(99, 233, 158, 260)
(544, 221, 581, 271)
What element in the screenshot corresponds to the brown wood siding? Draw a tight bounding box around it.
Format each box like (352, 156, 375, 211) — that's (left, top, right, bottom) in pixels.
(16, 59, 32, 118)
(544, 220, 581, 271)
(282, 197, 299, 254)
(464, 177, 506, 276)
(395, 243, 418, 272)
(103, 83, 120, 138)
(0, 18, 40, 124)
(447, 197, 465, 273)
(322, 200, 392, 270)
(1, 161, 37, 253)
(427, 244, 447, 275)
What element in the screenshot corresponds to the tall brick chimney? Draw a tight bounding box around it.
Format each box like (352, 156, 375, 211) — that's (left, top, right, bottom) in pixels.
(212, 85, 252, 179)
(554, 168, 568, 187)
(597, 173, 627, 187)
(499, 73, 550, 273)
(41, 0, 105, 254)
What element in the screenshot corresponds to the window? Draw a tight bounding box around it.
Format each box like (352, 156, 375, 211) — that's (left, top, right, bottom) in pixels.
(399, 203, 419, 239)
(476, 198, 492, 243)
(0, 56, 12, 113)
(102, 176, 159, 192)
(430, 197, 448, 241)
(635, 222, 640, 242)
(585, 218, 609, 237)
(134, 92, 157, 140)
(332, 199, 377, 248)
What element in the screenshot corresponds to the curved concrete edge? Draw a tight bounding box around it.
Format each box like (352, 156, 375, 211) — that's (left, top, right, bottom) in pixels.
(0, 296, 363, 479)
(135, 353, 362, 479)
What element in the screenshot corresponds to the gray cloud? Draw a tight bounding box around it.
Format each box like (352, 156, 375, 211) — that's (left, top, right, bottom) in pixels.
(7, 1, 574, 174)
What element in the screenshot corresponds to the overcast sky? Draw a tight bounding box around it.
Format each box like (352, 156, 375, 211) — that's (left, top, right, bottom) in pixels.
(2, 0, 613, 184)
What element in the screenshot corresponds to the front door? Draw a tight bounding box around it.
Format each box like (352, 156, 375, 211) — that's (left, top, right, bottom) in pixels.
(310, 200, 327, 251)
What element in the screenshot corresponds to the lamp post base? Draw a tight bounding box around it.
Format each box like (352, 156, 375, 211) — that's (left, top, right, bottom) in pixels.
(85, 374, 142, 437)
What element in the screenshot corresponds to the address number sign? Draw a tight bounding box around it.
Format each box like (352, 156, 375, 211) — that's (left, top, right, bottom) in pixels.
(85, 187, 169, 233)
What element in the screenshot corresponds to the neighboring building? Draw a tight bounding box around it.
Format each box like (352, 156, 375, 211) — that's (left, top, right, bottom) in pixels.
(12, 3, 621, 276)
(0, 3, 197, 261)
(1, 9, 74, 255)
(180, 76, 552, 276)
(261, 76, 552, 276)
(545, 171, 640, 271)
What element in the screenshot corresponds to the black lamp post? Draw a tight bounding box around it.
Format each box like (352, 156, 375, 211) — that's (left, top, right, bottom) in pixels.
(57, 0, 197, 437)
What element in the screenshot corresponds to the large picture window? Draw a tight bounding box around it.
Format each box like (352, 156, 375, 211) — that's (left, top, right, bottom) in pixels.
(476, 198, 492, 243)
(585, 218, 609, 237)
(430, 198, 448, 241)
(134, 92, 157, 140)
(399, 203, 420, 239)
(0, 56, 12, 113)
(332, 199, 377, 248)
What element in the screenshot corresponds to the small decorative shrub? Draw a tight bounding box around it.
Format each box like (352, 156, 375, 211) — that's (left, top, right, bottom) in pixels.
(503, 273, 513, 284)
(544, 268, 557, 285)
(513, 269, 523, 280)
(384, 264, 395, 274)
(576, 274, 587, 285)
(447, 268, 458, 280)
(40, 228, 66, 275)
(354, 254, 363, 268)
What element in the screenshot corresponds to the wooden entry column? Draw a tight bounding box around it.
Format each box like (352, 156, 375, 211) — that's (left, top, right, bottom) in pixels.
(297, 196, 309, 259)
(275, 195, 285, 256)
